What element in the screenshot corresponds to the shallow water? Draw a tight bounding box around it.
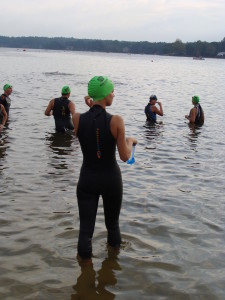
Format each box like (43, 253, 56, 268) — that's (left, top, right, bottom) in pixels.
(0, 48, 225, 299)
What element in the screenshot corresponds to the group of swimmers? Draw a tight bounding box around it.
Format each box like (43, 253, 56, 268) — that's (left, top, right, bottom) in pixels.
(44, 83, 204, 134)
(0, 77, 204, 262)
(145, 94, 204, 125)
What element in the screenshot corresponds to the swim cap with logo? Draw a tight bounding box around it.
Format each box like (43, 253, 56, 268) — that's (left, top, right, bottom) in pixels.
(192, 95, 199, 104)
(3, 84, 12, 91)
(88, 76, 114, 101)
(61, 86, 71, 95)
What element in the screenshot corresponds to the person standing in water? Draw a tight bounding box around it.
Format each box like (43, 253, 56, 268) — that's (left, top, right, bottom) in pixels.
(72, 76, 137, 260)
(45, 86, 75, 133)
(0, 84, 13, 118)
(0, 104, 7, 132)
(145, 94, 163, 123)
(185, 95, 204, 125)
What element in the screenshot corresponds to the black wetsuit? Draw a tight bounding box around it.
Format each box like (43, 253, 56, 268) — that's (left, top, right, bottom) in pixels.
(194, 104, 204, 125)
(0, 94, 10, 116)
(0, 106, 3, 124)
(77, 105, 122, 259)
(53, 97, 74, 133)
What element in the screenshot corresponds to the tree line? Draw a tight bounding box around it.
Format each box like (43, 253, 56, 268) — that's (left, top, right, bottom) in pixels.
(0, 36, 225, 58)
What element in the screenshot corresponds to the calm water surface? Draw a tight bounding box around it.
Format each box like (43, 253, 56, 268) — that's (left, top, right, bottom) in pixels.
(0, 48, 225, 299)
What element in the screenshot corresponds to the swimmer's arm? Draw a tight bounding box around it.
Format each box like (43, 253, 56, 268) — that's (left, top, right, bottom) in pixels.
(0, 105, 7, 131)
(68, 101, 76, 117)
(72, 113, 80, 136)
(185, 108, 196, 123)
(45, 99, 54, 116)
(111, 115, 137, 162)
(1, 104, 7, 123)
(153, 102, 163, 116)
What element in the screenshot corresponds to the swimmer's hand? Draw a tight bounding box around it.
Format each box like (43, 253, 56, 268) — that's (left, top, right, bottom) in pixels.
(157, 101, 162, 106)
(185, 115, 189, 120)
(0, 124, 4, 131)
(84, 96, 93, 108)
(132, 138, 138, 146)
(126, 137, 138, 146)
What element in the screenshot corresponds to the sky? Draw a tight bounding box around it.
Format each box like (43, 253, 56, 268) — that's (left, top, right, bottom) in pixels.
(0, 0, 225, 43)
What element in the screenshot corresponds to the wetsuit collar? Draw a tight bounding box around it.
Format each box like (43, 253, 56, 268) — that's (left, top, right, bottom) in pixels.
(90, 104, 105, 111)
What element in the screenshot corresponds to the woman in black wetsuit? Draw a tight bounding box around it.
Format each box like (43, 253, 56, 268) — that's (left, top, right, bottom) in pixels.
(73, 76, 137, 260)
(185, 95, 204, 125)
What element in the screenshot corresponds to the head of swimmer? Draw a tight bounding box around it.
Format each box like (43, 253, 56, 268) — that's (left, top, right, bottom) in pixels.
(149, 94, 157, 104)
(192, 95, 199, 105)
(3, 84, 13, 96)
(61, 86, 71, 97)
(88, 76, 114, 106)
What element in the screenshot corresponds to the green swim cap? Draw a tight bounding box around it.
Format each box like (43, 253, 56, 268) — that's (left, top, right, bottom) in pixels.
(192, 95, 199, 104)
(3, 84, 12, 91)
(88, 76, 114, 101)
(61, 86, 71, 95)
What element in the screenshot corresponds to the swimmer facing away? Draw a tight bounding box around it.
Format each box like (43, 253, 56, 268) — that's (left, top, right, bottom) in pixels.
(45, 86, 75, 133)
(145, 94, 163, 123)
(72, 76, 138, 260)
(185, 95, 204, 125)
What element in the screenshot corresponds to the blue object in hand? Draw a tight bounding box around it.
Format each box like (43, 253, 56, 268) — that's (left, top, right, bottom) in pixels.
(127, 145, 135, 165)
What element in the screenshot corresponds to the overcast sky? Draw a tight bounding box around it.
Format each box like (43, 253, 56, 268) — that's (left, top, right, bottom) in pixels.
(0, 0, 224, 43)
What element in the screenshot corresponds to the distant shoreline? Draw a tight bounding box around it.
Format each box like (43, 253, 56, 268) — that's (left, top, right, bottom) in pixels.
(0, 36, 225, 59)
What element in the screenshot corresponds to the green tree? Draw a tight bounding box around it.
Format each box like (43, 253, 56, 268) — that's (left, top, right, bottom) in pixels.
(172, 39, 186, 56)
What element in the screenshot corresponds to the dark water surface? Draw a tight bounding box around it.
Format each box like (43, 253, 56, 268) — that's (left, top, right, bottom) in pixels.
(0, 48, 225, 299)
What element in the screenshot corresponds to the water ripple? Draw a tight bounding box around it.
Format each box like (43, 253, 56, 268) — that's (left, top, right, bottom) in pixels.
(0, 49, 225, 299)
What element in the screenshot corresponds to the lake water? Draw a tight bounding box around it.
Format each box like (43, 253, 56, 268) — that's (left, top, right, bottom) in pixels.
(0, 48, 225, 299)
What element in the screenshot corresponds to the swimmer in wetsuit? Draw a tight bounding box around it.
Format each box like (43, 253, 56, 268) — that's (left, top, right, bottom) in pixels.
(145, 94, 163, 123)
(45, 86, 75, 133)
(0, 84, 13, 119)
(72, 76, 137, 260)
(185, 95, 204, 125)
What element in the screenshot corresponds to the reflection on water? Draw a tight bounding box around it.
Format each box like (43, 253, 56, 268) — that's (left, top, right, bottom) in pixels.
(45, 131, 75, 170)
(187, 123, 203, 149)
(0, 132, 8, 173)
(45, 131, 74, 155)
(72, 248, 120, 300)
(143, 121, 164, 149)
